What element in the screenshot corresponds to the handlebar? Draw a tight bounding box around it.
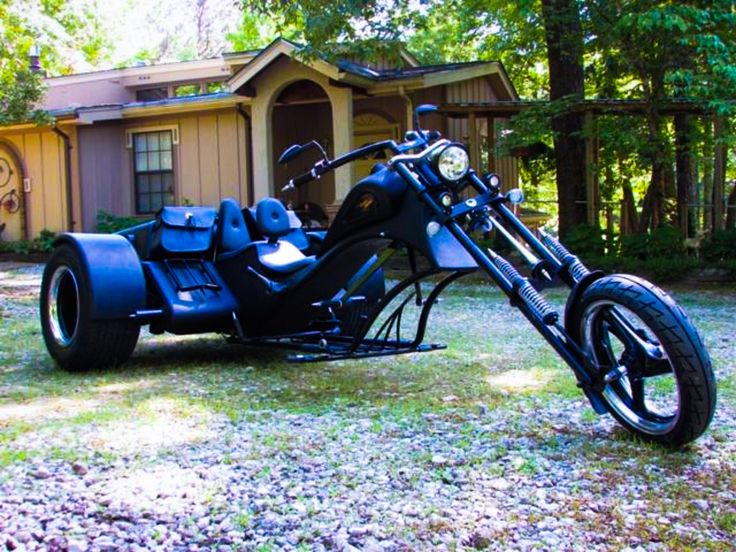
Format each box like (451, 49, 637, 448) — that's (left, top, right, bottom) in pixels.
(280, 132, 445, 192)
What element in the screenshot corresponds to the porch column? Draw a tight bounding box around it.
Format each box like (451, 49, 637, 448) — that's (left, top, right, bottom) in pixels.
(251, 98, 273, 201)
(468, 113, 480, 171)
(331, 87, 354, 201)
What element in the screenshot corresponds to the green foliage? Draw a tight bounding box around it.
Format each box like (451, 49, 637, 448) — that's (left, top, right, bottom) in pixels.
(0, 229, 55, 255)
(702, 229, 736, 263)
(96, 210, 142, 233)
(562, 224, 605, 261)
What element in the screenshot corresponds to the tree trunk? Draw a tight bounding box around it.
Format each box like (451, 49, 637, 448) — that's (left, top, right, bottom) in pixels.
(619, 156, 638, 235)
(638, 109, 666, 232)
(712, 115, 726, 232)
(726, 182, 736, 230)
(702, 120, 713, 231)
(674, 113, 695, 237)
(541, 0, 587, 239)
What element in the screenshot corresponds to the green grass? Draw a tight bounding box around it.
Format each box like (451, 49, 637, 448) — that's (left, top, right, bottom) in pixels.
(1, 265, 735, 548)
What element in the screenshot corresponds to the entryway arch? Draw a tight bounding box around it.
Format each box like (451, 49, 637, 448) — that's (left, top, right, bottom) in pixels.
(0, 140, 27, 241)
(271, 79, 334, 210)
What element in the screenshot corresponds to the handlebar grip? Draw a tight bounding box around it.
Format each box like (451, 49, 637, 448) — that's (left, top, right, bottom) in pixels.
(282, 169, 315, 191)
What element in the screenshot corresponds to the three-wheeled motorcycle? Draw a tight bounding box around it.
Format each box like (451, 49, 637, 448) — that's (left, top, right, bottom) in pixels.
(40, 105, 716, 446)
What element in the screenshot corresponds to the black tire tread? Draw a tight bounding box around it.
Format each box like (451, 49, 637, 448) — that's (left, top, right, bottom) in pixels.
(579, 274, 716, 446)
(40, 244, 140, 372)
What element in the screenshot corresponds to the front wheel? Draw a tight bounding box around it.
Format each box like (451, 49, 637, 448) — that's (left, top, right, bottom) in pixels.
(575, 274, 716, 446)
(40, 244, 140, 371)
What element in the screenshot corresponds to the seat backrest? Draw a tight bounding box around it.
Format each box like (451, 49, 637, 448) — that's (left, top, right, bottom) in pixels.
(217, 198, 251, 254)
(256, 198, 291, 241)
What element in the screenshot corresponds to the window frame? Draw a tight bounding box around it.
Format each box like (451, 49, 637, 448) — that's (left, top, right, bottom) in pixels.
(129, 128, 177, 215)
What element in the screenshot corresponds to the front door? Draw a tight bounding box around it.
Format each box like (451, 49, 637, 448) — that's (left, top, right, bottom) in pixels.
(353, 114, 399, 182)
(0, 147, 23, 242)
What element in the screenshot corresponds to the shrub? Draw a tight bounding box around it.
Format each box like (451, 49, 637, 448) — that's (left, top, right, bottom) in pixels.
(649, 225, 684, 257)
(96, 210, 141, 233)
(562, 224, 605, 261)
(619, 232, 649, 260)
(0, 229, 55, 255)
(702, 228, 736, 263)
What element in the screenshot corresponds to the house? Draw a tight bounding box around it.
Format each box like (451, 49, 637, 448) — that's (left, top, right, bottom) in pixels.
(0, 38, 519, 241)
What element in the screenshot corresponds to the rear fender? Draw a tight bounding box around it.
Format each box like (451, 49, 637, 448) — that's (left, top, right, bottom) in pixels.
(52, 233, 146, 320)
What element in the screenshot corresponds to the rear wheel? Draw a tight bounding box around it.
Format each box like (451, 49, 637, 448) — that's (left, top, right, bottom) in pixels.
(575, 274, 716, 446)
(40, 244, 140, 371)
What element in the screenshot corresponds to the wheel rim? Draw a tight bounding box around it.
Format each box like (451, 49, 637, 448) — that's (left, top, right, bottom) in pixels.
(47, 265, 80, 347)
(582, 300, 680, 435)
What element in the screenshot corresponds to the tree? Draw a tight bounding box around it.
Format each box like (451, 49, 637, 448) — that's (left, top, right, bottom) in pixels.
(585, 1, 736, 233)
(0, 3, 47, 125)
(1, 0, 113, 124)
(541, 0, 588, 238)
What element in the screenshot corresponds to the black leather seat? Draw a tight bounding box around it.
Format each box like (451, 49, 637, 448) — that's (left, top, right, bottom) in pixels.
(215, 198, 251, 260)
(254, 198, 315, 275)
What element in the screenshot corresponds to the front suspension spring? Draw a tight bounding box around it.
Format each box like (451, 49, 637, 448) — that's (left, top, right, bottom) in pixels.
(539, 231, 591, 282)
(493, 254, 559, 325)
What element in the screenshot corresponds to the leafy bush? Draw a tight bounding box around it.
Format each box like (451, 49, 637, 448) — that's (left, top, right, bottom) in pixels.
(702, 228, 736, 263)
(0, 229, 56, 255)
(96, 210, 142, 233)
(619, 232, 650, 260)
(649, 226, 684, 257)
(619, 226, 683, 260)
(562, 224, 605, 261)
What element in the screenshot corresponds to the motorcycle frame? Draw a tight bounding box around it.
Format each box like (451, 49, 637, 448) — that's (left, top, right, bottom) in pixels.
(244, 135, 610, 412)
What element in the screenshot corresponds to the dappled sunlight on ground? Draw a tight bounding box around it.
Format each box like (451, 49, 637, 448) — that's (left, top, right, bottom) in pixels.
(85, 397, 218, 453)
(0, 396, 104, 424)
(93, 462, 228, 516)
(486, 368, 553, 392)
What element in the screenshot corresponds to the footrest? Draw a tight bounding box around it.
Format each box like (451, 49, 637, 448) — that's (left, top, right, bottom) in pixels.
(287, 342, 446, 363)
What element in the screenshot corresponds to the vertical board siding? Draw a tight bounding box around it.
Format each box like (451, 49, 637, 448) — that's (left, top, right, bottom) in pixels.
(217, 112, 240, 201)
(78, 124, 126, 230)
(1, 108, 250, 234)
(41, 132, 64, 232)
(178, 116, 202, 205)
(23, 133, 46, 234)
(236, 111, 248, 205)
(197, 114, 221, 207)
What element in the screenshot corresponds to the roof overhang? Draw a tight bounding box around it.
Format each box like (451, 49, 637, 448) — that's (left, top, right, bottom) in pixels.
(227, 38, 376, 95)
(369, 62, 518, 100)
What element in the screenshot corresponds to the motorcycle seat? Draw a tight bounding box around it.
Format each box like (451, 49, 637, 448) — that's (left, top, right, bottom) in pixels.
(215, 198, 252, 260)
(254, 198, 316, 276)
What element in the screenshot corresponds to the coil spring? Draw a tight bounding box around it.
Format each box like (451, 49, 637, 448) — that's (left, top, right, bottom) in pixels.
(540, 232, 591, 282)
(493, 255, 558, 325)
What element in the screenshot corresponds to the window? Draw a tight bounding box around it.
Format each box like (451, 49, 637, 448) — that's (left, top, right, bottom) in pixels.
(174, 83, 200, 97)
(136, 88, 168, 102)
(133, 130, 174, 214)
(206, 81, 225, 94)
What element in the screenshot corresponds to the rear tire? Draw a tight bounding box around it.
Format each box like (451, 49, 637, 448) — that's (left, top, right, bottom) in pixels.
(575, 274, 716, 447)
(40, 244, 140, 371)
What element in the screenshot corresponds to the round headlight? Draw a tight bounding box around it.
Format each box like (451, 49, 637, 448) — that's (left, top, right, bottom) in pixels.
(436, 144, 469, 181)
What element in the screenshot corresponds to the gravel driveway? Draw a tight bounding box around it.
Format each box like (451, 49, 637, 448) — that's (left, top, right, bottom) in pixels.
(1, 263, 734, 551)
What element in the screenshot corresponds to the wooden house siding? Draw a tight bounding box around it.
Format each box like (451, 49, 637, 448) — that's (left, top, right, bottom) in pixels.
(444, 77, 518, 188)
(0, 129, 69, 238)
(77, 108, 248, 230)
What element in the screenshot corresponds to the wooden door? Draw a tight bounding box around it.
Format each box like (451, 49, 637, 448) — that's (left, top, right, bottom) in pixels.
(0, 147, 23, 242)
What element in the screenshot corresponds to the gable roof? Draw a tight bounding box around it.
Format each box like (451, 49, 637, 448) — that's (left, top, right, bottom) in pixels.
(227, 37, 518, 100)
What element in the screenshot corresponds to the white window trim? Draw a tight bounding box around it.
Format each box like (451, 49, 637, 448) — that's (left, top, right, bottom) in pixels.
(125, 124, 180, 149)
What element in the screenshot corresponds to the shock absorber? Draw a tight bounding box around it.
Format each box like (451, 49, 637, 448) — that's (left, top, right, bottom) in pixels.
(489, 250, 559, 325)
(538, 229, 591, 283)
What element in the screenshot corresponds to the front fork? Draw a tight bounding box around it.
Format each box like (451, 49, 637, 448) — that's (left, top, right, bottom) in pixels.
(394, 164, 609, 413)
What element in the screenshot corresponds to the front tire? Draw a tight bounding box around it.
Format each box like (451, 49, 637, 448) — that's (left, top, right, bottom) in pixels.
(40, 244, 140, 371)
(575, 274, 716, 446)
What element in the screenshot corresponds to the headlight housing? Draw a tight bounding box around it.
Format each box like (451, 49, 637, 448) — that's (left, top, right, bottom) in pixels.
(434, 144, 469, 182)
